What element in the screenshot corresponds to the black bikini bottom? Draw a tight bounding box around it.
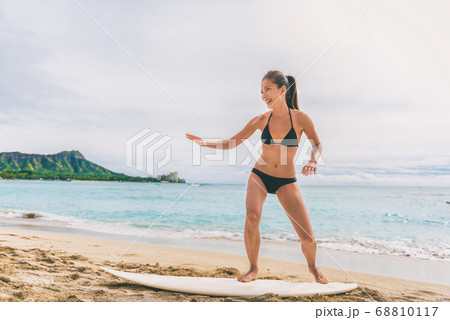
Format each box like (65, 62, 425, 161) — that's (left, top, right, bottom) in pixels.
(251, 168, 297, 194)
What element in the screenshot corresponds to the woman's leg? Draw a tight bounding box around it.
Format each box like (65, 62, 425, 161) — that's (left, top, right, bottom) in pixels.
(237, 172, 268, 282)
(275, 183, 328, 284)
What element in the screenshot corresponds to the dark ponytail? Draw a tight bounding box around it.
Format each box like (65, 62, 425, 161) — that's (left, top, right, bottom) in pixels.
(285, 75, 299, 110)
(262, 70, 299, 110)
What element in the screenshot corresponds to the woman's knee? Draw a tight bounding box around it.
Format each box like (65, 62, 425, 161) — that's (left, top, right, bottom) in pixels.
(301, 235, 317, 245)
(245, 211, 261, 226)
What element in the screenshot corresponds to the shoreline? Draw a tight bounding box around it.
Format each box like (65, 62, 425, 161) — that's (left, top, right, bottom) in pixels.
(0, 226, 449, 302)
(3, 178, 450, 187)
(0, 178, 185, 184)
(1, 215, 448, 286)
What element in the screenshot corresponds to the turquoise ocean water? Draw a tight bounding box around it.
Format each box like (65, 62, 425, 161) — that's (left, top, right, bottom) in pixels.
(0, 180, 449, 262)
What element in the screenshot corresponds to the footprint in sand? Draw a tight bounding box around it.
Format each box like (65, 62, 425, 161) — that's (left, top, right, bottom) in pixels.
(67, 254, 88, 261)
(69, 273, 80, 280)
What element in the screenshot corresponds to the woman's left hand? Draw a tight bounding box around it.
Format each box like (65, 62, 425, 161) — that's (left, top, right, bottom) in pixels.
(301, 161, 317, 176)
(186, 133, 206, 146)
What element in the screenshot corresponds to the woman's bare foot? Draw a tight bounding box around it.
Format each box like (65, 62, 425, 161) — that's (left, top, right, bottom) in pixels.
(237, 267, 259, 282)
(308, 265, 328, 284)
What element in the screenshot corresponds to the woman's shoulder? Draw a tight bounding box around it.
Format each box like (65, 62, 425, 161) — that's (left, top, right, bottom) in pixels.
(250, 110, 271, 125)
(291, 108, 310, 120)
(260, 110, 272, 118)
(291, 109, 314, 127)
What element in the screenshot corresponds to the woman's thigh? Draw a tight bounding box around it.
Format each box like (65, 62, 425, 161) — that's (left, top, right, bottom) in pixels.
(275, 183, 315, 242)
(245, 173, 268, 222)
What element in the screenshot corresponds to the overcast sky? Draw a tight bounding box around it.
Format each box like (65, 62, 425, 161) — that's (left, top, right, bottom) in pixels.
(1, 0, 449, 185)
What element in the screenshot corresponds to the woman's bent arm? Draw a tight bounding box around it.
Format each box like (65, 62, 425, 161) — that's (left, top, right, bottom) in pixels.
(301, 113, 322, 163)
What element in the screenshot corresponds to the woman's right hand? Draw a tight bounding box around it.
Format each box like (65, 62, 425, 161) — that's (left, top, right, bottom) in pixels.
(186, 133, 206, 146)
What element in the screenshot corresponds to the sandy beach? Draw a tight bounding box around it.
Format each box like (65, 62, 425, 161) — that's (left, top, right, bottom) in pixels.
(0, 226, 448, 302)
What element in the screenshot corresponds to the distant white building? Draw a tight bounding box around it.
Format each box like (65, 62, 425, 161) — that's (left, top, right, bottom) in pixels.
(157, 171, 181, 182)
(169, 171, 178, 182)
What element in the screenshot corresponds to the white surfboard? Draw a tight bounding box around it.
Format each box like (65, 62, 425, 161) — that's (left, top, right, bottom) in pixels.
(102, 267, 358, 297)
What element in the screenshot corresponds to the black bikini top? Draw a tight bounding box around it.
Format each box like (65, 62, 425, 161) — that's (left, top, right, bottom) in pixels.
(261, 108, 298, 147)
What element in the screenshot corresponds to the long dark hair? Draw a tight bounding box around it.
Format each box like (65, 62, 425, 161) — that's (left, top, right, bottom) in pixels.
(262, 70, 299, 110)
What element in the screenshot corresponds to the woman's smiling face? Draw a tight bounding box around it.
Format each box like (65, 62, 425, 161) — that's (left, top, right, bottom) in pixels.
(260, 79, 285, 109)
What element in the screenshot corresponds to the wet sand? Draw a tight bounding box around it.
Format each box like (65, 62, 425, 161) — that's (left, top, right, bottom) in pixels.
(0, 227, 449, 302)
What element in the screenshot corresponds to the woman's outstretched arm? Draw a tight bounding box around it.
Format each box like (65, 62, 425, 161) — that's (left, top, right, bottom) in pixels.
(186, 115, 263, 150)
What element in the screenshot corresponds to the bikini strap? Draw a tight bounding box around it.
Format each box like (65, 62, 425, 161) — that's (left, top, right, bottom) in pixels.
(267, 111, 273, 124)
(288, 108, 294, 128)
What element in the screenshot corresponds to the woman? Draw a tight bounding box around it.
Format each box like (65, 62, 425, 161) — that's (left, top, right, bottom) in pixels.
(186, 70, 328, 284)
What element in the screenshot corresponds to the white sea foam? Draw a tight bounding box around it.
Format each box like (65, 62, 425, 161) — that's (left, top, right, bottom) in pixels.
(1, 207, 448, 261)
